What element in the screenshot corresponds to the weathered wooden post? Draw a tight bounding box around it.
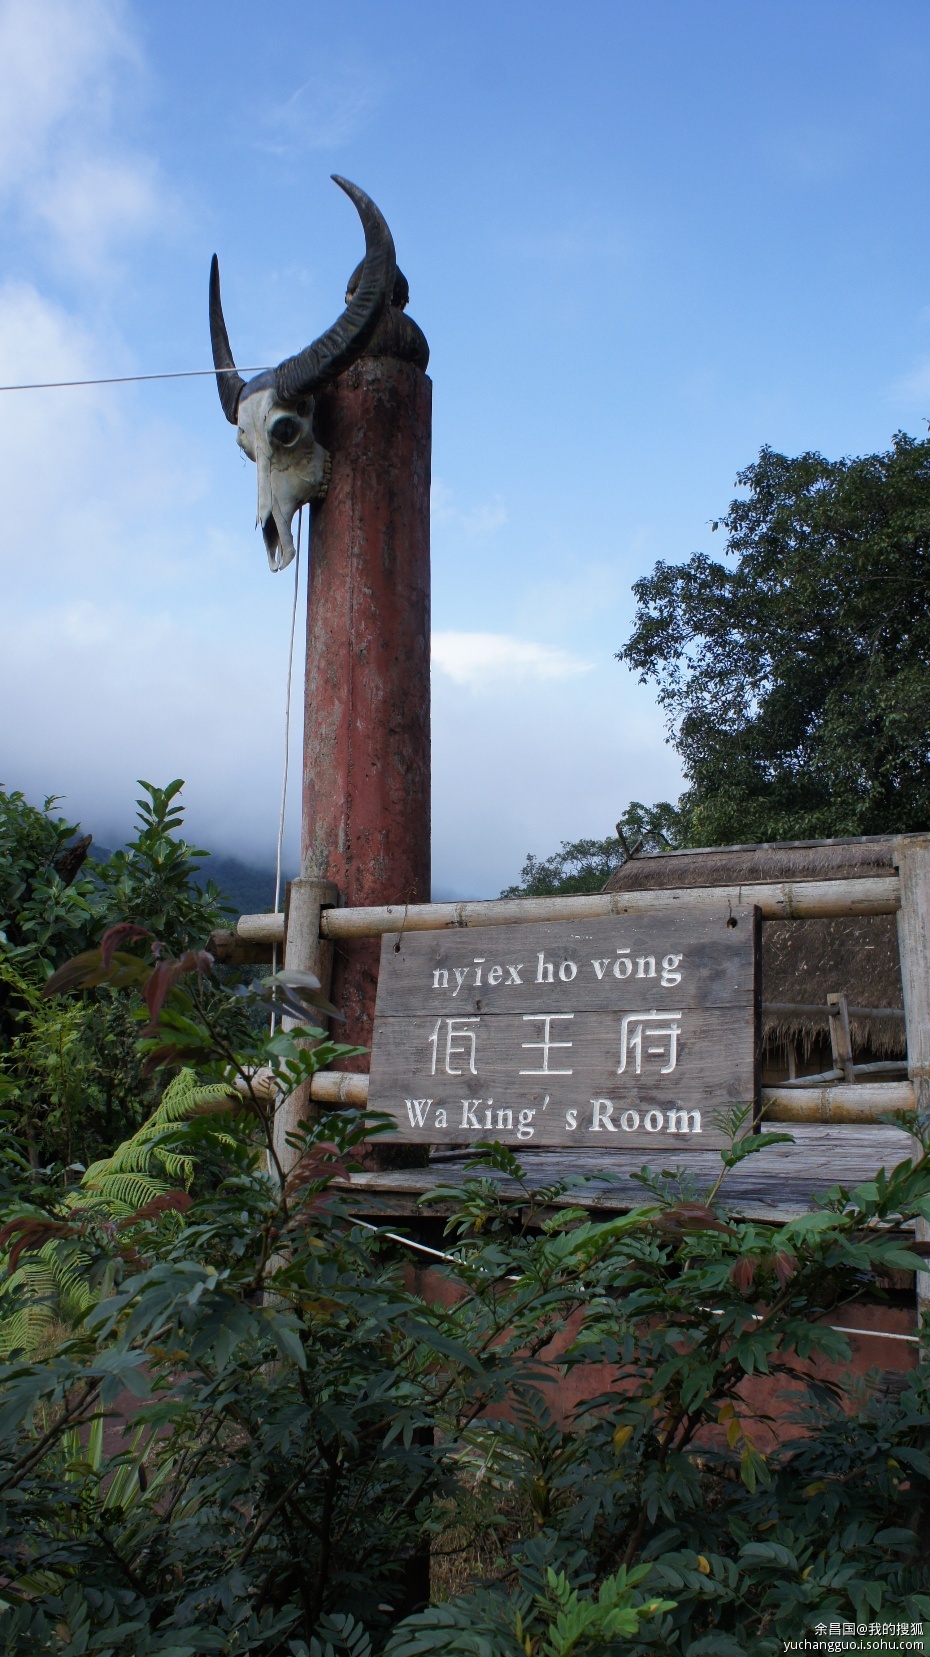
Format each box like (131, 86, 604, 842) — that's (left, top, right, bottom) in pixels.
(271, 875, 338, 1169)
(301, 297, 431, 1060)
(893, 834, 930, 1324)
(208, 179, 430, 1157)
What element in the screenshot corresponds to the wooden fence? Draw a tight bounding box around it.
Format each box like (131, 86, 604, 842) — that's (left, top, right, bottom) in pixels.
(230, 843, 930, 1130)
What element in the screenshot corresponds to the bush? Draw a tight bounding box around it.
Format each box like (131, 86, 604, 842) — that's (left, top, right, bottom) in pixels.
(500, 804, 684, 899)
(0, 914, 928, 1652)
(620, 434, 930, 844)
(0, 780, 234, 1168)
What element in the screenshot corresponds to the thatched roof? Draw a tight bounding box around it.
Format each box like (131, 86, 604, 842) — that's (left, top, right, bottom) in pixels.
(604, 834, 898, 892)
(602, 835, 905, 1057)
(760, 916, 904, 1057)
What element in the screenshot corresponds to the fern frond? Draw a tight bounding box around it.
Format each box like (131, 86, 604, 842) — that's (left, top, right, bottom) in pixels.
(0, 1303, 56, 1359)
(79, 1172, 168, 1211)
(157, 1070, 236, 1122)
(0, 1070, 236, 1357)
(81, 1070, 235, 1194)
(36, 1240, 96, 1318)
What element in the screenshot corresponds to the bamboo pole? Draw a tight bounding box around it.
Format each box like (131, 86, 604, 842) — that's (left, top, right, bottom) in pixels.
(893, 836, 930, 1328)
(303, 1072, 913, 1124)
(234, 875, 900, 948)
(761, 1081, 914, 1123)
(826, 993, 856, 1085)
(310, 1071, 370, 1107)
(272, 877, 338, 1173)
(237, 911, 285, 944)
(320, 877, 899, 933)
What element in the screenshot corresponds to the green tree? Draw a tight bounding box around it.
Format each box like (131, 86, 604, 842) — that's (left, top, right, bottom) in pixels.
(93, 779, 230, 956)
(0, 780, 235, 1168)
(500, 803, 683, 898)
(3, 922, 930, 1649)
(620, 433, 930, 846)
(2, 975, 930, 1653)
(0, 789, 100, 975)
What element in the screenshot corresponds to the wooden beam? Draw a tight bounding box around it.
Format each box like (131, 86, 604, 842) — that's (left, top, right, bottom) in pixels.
(893, 835, 930, 1328)
(304, 1071, 914, 1126)
(762, 1081, 914, 1123)
(233, 875, 901, 949)
(310, 1071, 370, 1106)
(319, 879, 899, 935)
(237, 911, 285, 945)
(207, 928, 274, 966)
(273, 878, 338, 1173)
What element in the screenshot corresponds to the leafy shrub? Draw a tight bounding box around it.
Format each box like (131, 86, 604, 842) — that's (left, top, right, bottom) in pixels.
(0, 780, 234, 1168)
(620, 433, 930, 844)
(500, 804, 683, 900)
(1, 914, 929, 1651)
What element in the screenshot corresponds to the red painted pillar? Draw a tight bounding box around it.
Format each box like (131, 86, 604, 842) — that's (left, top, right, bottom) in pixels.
(301, 301, 431, 1060)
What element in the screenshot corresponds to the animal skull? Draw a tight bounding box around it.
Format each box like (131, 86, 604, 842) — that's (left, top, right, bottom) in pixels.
(234, 382, 330, 570)
(209, 176, 396, 572)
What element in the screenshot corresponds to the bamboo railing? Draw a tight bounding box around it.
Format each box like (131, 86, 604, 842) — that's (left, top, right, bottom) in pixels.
(233, 869, 916, 1131)
(234, 875, 901, 951)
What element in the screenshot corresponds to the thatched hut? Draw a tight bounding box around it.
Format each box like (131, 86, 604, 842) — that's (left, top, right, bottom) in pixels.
(601, 836, 906, 1083)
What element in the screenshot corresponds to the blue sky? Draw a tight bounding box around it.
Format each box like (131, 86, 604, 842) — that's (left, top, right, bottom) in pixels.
(1, 0, 929, 896)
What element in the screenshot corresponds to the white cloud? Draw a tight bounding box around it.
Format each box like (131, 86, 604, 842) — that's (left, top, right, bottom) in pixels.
(430, 479, 509, 536)
(891, 358, 930, 405)
(461, 495, 508, 535)
(429, 479, 456, 524)
(503, 221, 631, 267)
(431, 662, 681, 898)
(0, 0, 135, 186)
(0, 591, 301, 863)
(0, 0, 171, 269)
(0, 283, 206, 599)
(37, 156, 169, 273)
(260, 67, 383, 152)
(762, 121, 856, 183)
(432, 631, 592, 687)
(0, 279, 98, 380)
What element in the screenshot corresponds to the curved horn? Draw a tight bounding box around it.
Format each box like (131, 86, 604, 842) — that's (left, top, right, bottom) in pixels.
(273, 176, 396, 404)
(209, 254, 246, 425)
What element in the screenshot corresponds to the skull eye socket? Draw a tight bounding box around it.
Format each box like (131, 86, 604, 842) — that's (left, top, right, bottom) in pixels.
(269, 414, 302, 447)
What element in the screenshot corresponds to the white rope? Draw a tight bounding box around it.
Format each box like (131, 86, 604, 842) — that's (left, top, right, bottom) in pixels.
(350, 1218, 920, 1338)
(270, 508, 303, 1034)
(0, 366, 272, 391)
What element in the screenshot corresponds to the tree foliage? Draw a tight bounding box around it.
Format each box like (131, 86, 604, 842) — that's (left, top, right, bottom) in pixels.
(500, 804, 683, 899)
(0, 780, 235, 1168)
(0, 922, 929, 1650)
(620, 433, 930, 846)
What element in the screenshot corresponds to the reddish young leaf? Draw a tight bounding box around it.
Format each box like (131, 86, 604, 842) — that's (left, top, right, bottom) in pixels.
(143, 951, 215, 1025)
(0, 1217, 74, 1273)
(654, 1203, 734, 1236)
(43, 950, 105, 997)
(143, 960, 185, 1024)
(100, 923, 152, 970)
(43, 948, 152, 998)
(772, 1250, 798, 1286)
(118, 1191, 193, 1227)
(730, 1255, 756, 1294)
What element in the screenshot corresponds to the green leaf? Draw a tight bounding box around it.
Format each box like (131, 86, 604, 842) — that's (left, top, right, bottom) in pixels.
(402, 1320, 484, 1374)
(269, 1320, 308, 1370)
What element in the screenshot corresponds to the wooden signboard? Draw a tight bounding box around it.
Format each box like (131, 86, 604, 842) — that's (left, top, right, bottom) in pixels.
(368, 906, 760, 1150)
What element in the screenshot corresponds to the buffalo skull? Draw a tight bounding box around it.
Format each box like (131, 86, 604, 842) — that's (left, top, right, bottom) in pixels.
(209, 175, 396, 571)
